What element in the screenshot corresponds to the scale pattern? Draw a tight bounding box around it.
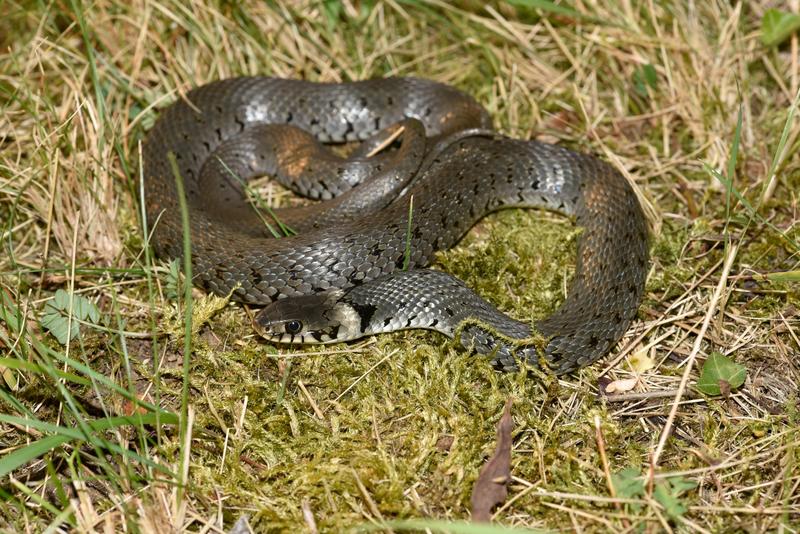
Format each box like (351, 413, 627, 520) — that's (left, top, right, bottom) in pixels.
(143, 76, 648, 374)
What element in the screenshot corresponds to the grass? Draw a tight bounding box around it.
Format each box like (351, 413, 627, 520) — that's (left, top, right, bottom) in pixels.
(1, 0, 799, 532)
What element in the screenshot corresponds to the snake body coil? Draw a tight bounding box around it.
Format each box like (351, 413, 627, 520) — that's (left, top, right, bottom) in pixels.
(143, 77, 648, 374)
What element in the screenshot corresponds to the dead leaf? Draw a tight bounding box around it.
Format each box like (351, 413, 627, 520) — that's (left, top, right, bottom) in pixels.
(436, 435, 454, 453)
(1, 363, 18, 390)
(471, 397, 513, 522)
(719, 379, 731, 398)
(122, 395, 149, 416)
(605, 377, 639, 394)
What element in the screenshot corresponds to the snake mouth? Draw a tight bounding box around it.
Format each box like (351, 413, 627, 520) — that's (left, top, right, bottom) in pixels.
(253, 312, 325, 344)
(256, 330, 329, 345)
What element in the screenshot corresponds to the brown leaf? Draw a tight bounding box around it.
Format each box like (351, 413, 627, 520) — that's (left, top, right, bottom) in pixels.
(719, 379, 731, 398)
(122, 397, 149, 416)
(604, 377, 638, 394)
(436, 434, 454, 453)
(471, 397, 513, 522)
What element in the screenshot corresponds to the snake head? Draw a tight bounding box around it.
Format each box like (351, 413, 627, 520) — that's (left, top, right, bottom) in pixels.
(254, 290, 358, 344)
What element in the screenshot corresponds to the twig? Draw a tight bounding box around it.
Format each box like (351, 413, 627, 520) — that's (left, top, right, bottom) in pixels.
(650, 243, 739, 471)
(604, 389, 699, 403)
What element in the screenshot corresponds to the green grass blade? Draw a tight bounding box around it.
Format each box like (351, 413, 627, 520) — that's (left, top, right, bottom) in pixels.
(0, 357, 92, 386)
(0, 412, 179, 478)
(168, 151, 194, 509)
(0, 434, 70, 479)
(217, 156, 296, 237)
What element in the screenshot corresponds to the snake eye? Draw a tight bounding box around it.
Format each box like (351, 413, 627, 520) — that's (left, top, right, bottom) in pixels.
(285, 320, 303, 334)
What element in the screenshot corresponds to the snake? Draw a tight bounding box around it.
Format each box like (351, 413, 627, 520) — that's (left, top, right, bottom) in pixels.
(143, 77, 648, 374)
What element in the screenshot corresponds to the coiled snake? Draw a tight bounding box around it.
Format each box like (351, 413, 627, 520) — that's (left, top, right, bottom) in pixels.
(143, 77, 648, 374)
